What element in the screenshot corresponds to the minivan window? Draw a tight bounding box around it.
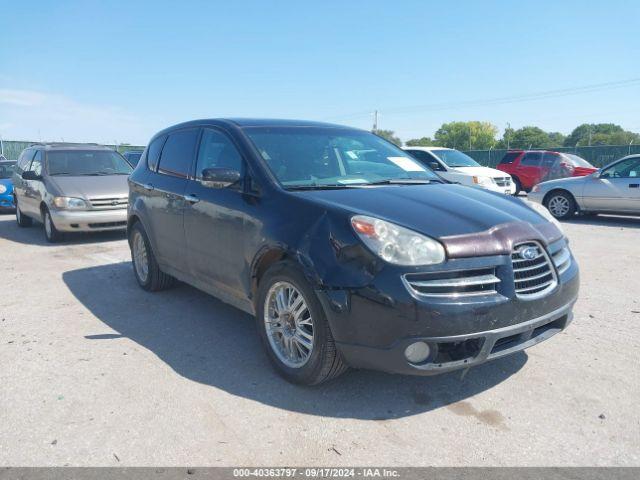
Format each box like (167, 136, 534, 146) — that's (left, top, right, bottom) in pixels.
(157, 129, 199, 178)
(47, 150, 133, 176)
(30, 150, 43, 175)
(244, 127, 441, 187)
(196, 129, 243, 177)
(147, 136, 167, 171)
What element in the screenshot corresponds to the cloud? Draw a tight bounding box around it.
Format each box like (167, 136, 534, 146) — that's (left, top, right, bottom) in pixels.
(0, 88, 154, 145)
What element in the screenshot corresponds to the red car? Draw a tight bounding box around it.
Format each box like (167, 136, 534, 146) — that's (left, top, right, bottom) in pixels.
(497, 150, 597, 194)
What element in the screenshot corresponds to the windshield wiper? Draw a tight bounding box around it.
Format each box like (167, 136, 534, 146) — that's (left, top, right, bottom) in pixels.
(285, 184, 359, 191)
(363, 178, 442, 185)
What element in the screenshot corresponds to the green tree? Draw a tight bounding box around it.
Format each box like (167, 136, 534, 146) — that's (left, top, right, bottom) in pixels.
(564, 123, 639, 146)
(373, 129, 402, 146)
(433, 121, 497, 150)
(405, 136, 435, 147)
(505, 126, 555, 149)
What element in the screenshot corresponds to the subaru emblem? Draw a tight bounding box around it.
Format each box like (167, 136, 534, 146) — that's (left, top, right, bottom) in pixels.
(519, 246, 539, 260)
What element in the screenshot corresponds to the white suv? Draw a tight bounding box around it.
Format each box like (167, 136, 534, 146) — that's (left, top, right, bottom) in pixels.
(404, 147, 516, 195)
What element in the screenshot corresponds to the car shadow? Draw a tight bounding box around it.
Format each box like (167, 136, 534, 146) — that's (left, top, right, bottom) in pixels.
(564, 214, 640, 229)
(0, 216, 126, 246)
(63, 261, 528, 420)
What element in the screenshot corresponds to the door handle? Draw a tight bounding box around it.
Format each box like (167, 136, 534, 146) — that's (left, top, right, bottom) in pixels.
(184, 194, 200, 204)
(142, 183, 154, 191)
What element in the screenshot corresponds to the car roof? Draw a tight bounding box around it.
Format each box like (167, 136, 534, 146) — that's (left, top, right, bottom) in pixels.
(30, 142, 113, 151)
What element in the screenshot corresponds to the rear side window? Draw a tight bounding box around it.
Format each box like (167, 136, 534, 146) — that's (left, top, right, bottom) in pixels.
(147, 135, 167, 171)
(157, 129, 199, 178)
(499, 152, 520, 164)
(520, 152, 542, 166)
(541, 152, 559, 167)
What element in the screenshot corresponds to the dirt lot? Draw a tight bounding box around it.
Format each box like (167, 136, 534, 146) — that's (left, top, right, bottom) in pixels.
(0, 212, 639, 466)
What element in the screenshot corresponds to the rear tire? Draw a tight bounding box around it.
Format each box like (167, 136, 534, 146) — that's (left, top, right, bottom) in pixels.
(512, 177, 522, 196)
(43, 207, 63, 243)
(256, 262, 348, 385)
(15, 200, 33, 227)
(544, 191, 576, 220)
(129, 222, 175, 291)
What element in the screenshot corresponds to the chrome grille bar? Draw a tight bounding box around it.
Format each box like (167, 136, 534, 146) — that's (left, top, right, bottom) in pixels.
(512, 242, 557, 300)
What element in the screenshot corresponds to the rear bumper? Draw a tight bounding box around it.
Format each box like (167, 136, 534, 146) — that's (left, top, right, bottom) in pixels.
(50, 208, 127, 232)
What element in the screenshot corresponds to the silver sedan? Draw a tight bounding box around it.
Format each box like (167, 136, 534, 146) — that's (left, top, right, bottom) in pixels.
(528, 154, 640, 219)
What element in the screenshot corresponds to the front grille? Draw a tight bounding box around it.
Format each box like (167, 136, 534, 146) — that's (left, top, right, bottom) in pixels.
(512, 242, 557, 299)
(493, 177, 512, 187)
(404, 267, 500, 297)
(88, 197, 128, 210)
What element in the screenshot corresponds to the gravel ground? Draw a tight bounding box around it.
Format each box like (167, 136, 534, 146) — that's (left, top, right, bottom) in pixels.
(0, 212, 639, 466)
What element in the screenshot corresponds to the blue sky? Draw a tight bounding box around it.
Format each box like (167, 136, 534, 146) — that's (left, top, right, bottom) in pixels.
(1, 0, 639, 145)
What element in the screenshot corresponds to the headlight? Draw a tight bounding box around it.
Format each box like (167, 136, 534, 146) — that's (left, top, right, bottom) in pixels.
(531, 185, 540, 193)
(53, 197, 88, 210)
(0, 185, 7, 194)
(351, 215, 446, 266)
(472, 176, 494, 186)
(523, 199, 563, 233)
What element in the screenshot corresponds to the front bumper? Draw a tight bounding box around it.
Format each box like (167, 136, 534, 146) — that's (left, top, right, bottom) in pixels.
(484, 183, 516, 195)
(49, 208, 127, 232)
(318, 239, 579, 376)
(0, 194, 15, 210)
(527, 190, 545, 204)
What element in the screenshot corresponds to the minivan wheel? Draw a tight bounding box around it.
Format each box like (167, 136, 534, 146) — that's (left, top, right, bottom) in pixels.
(43, 208, 62, 243)
(545, 191, 576, 220)
(129, 222, 175, 291)
(256, 262, 348, 385)
(15, 201, 32, 227)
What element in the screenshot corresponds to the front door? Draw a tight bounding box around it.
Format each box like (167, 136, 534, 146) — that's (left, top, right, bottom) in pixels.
(514, 151, 543, 188)
(583, 157, 640, 212)
(183, 127, 249, 300)
(22, 150, 44, 216)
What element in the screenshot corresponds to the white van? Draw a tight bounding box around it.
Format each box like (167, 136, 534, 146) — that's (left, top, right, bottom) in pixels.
(403, 147, 516, 195)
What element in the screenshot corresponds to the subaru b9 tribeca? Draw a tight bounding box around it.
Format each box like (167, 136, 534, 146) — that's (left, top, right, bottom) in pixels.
(127, 119, 579, 385)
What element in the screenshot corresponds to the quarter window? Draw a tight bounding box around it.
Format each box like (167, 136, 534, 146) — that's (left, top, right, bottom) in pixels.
(157, 129, 199, 178)
(196, 129, 243, 178)
(147, 135, 167, 171)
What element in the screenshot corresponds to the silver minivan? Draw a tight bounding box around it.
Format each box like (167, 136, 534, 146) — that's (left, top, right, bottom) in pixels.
(12, 143, 133, 242)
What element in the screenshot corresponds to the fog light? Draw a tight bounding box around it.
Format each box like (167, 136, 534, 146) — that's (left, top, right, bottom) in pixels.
(404, 341, 431, 363)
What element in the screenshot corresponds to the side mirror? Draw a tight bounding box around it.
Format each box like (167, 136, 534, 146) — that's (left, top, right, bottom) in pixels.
(200, 167, 241, 188)
(22, 171, 42, 181)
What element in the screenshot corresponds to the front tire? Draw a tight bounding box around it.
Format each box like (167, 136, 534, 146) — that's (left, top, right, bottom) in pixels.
(43, 208, 63, 243)
(129, 222, 175, 291)
(545, 191, 576, 220)
(15, 200, 33, 227)
(256, 262, 348, 385)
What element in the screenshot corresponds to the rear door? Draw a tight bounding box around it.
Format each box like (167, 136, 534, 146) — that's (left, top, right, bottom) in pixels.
(514, 152, 542, 189)
(13, 148, 36, 211)
(183, 127, 249, 299)
(22, 150, 44, 215)
(145, 128, 199, 270)
(583, 157, 640, 212)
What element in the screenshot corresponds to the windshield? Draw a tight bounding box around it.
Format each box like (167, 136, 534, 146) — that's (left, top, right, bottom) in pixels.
(0, 162, 16, 179)
(430, 149, 481, 168)
(244, 127, 441, 188)
(564, 154, 594, 168)
(47, 150, 134, 176)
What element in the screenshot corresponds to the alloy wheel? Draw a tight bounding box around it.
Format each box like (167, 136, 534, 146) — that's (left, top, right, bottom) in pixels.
(263, 281, 314, 368)
(547, 195, 570, 217)
(132, 231, 150, 283)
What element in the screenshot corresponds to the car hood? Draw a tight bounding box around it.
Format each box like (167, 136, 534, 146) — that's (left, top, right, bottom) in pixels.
(536, 175, 589, 190)
(296, 183, 548, 239)
(47, 175, 129, 199)
(450, 166, 511, 178)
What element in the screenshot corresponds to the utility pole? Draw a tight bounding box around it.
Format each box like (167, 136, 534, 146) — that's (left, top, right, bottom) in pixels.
(506, 122, 511, 149)
(372, 110, 378, 131)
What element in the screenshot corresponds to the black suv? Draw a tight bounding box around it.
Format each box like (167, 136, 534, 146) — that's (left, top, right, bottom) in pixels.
(127, 119, 579, 385)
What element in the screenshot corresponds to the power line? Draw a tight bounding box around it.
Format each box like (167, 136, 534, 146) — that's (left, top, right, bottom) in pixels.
(324, 78, 640, 121)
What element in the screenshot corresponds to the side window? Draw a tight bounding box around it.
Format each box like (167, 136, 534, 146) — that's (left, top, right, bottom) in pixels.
(601, 158, 640, 179)
(406, 150, 445, 171)
(157, 129, 199, 178)
(147, 135, 167, 171)
(196, 129, 243, 178)
(541, 153, 558, 168)
(499, 152, 520, 164)
(520, 152, 542, 167)
(29, 151, 43, 175)
(17, 149, 35, 173)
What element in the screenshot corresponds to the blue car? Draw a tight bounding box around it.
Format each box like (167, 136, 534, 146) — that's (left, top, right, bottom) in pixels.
(0, 159, 17, 211)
